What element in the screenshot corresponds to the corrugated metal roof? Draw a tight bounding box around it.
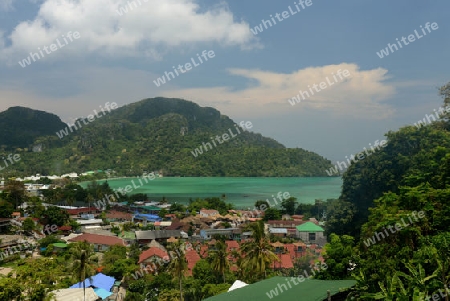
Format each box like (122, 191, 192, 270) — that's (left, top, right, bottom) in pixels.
(203, 278, 356, 301)
(269, 228, 288, 234)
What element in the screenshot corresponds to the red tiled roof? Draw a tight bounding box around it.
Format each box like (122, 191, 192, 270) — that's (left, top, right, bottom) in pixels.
(105, 211, 132, 220)
(185, 249, 201, 276)
(199, 245, 208, 258)
(166, 220, 184, 230)
(272, 254, 294, 269)
(66, 207, 100, 215)
(200, 209, 219, 215)
(225, 240, 239, 252)
(17, 217, 39, 222)
(267, 220, 304, 226)
(68, 233, 125, 246)
(138, 247, 169, 263)
(58, 225, 72, 231)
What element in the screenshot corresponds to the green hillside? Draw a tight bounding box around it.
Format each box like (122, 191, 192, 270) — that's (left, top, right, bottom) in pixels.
(0, 106, 66, 149)
(0, 97, 334, 177)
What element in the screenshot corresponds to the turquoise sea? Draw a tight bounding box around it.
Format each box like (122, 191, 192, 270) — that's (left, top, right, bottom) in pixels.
(86, 177, 342, 208)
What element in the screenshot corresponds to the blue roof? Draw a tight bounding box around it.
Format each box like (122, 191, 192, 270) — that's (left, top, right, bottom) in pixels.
(94, 287, 113, 299)
(134, 213, 161, 222)
(69, 273, 115, 292)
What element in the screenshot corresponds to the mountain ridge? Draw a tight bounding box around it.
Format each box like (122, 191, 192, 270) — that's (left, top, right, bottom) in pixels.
(0, 97, 334, 177)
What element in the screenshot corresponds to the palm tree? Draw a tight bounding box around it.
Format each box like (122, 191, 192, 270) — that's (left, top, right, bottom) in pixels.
(208, 240, 230, 283)
(240, 220, 279, 281)
(70, 241, 96, 301)
(167, 241, 188, 301)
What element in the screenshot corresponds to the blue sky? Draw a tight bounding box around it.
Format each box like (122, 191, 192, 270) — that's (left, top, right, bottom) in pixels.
(0, 0, 448, 162)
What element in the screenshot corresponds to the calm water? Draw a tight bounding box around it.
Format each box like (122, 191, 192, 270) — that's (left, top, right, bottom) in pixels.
(84, 177, 342, 208)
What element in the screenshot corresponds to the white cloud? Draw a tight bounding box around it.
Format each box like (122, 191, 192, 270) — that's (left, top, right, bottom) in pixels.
(0, 0, 257, 63)
(159, 63, 396, 119)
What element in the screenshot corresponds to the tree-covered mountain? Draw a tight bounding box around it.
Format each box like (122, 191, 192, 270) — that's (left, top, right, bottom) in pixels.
(0, 106, 66, 149)
(0, 97, 334, 177)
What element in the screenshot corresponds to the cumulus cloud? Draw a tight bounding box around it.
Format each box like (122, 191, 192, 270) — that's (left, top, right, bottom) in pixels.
(160, 63, 396, 119)
(0, 0, 257, 63)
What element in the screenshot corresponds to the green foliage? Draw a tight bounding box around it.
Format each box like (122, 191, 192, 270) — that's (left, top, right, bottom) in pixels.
(23, 217, 35, 233)
(192, 259, 215, 285)
(0, 198, 13, 218)
(38, 234, 61, 248)
(188, 197, 233, 215)
(316, 234, 355, 280)
(42, 206, 69, 226)
(262, 207, 281, 221)
(254, 200, 269, 211)
(281, 197, 297, 215)
(330, 82, 450, 299)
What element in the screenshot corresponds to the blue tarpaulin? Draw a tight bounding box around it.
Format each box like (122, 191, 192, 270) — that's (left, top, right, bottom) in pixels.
(94, 287, 113, 299)
(134, 213, 161, 222)
(69, 273, 115, 292)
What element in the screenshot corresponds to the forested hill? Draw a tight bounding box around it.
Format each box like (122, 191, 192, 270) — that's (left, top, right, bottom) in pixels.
(318, 82, 450, 299)
(0, 106, 66, 149)
(0, 97, 333, 177)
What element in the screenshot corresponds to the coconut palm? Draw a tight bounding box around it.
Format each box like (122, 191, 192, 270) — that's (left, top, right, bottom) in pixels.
(208, 240, 230, 283)
(167, 241, 188, 301)
(239, 220, 279, 281)
(70, 241, 96, 301)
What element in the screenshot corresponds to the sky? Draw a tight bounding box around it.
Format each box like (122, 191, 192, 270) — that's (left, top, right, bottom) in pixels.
(0, 0, 448, 162)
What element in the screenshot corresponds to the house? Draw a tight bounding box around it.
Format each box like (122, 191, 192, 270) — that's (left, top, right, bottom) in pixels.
(105, 210, 133, 222)
(58, 225, 72, 235)
(271, 253, 294, 270)
(138, 247, 169, 264)
(225, 240, 239, 253)
(185, 249, 201, 276)
(269, 228, 288, 237)
(296, 222, 325, 245)
(135, 230, 181, 244)
(76, 219, 103, 230)
(68, 233, 126, 251)
(200, 209, 219, 217)
(267, 220, 304, 229)
(66, 207, 101, 219)
(200, 228, 241, 240)
(267, 220, 304, 237)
